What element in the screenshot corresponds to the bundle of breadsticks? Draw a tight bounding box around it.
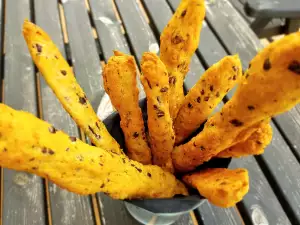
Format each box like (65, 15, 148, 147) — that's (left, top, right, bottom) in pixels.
(0, 0, 299, 208)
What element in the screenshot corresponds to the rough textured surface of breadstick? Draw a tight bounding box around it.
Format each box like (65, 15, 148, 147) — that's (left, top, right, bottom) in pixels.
(174, 55, 242, 144)
(0, 103, 187, 199)
(103, 51, 151, 164)
(183, 168, 249, 208)
(173, 32, 300, 172)
(141, 52, 175, 173)
(22, 20, 122, 155)
(160, 0, 205, 119)
(217, 121, 272, 158)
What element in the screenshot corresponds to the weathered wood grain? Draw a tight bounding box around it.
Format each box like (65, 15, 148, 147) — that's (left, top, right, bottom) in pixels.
(196, 202, 244, 225)
(231, 157, 292, 225)
(2, 1, 46, 225)
(33, 1, 96, 225)
(62, 0, 103, 111)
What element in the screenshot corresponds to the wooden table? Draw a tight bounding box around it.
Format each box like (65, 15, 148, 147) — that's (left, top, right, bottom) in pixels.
(0, 0, 300, 225)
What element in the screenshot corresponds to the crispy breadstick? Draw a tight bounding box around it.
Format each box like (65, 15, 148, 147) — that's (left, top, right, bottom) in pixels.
(140, 52, 175, 173)
(103, 51, 151, 164)
(22, 20, 122, 155)
(0, 103, 187, 199)
(160, 0, 205, 119)
(217, 121, 272, 158)
(174, 55, 242, 144)
(183, 168, 249, 208)
(173, 32, 300, 172)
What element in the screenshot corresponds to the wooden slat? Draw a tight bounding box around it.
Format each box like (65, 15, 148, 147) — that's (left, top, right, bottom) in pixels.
(204, 0, 261, 69)
(2, 1, 46, 225)
(33, 1, 96, 225)
(62, 0, 103, 111)
(256, 123, 300, 224)
(231, 157, 292, 225)
(274, 108, 300, 161)
(196, 202, 244, 225)
(114, 0, 157, 62)
(88, 0, 130, 59)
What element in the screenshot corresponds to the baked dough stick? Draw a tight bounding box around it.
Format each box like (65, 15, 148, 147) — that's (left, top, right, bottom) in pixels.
(22, 20, 122, 155)
(174, 55, 242, 144)
(140, 52, 175, 173)
(173, 32, 300, 172)
(217, 121, 272, 158)
(183, 168, 249, 208)
(103, 51, 152, 164)
(160, 0, 205, 119)
(0, 104, 187, 199)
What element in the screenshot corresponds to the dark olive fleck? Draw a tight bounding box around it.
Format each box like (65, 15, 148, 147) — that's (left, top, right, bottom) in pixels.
(122, 158, 126, 164)
(69, 136, 77, 142)
(188, 103, 193, 108)
(29, 158, 35, 161)
(135, 167, 142, 173)
(88, 126, 101, 139)
(153, 105, 159, 110)
(248, 63, 251, 69)
(32, 167, 38, 170)
(41, 147, 47, 154)
(48, 126, 57, 134)
(204, 96, 209, 101)
(220, 182, 227, 185)
(193, 142, 197, 147)
(48, 149, 55, 155)
(171, 35, 184, 44)
(66, 148, 70, 152)
(201, 89, 205, 95)
(256, 141, 262, 145)
(133, 132, 139, 138)
(96, 122, 100, 129)
(79, 96, 87, 105)
(36, 44, 42, 53)
(157, 96, 161, 103)
(99, 163, 103, 166)
(196, 96, 201, 103)
(248, 105, 255, 110)
(233, 75, 236, 80)
(169, 76, 176, 85)
(288, 60, 300, 75)
(230, 119, 243, 127)
(210, 85, 214, 92)
(160, 87, 168, 92)
(61, 70, 67, 76)
(145, 78, 152, 89)
(100, 184, 105, 188)
(232, 66, 238, 72)
(216, 92, 220, 97)
(55, 55, 59, 59)
(181, 9, 187, 17)
(200, 146, 205, 150)
(147, 173, 152, 178)
(156, 110, 165, 118)
(3, 148, 7, 152)
(263, 58, 271, 71)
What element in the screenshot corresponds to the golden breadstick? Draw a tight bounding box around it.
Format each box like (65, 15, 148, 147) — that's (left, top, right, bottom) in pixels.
(140, 52, 175, 173)
(174, 55, 242, 144)
(183, 168, 249, 208)
(0, 103, 187, 199)
(160, 0, 205, 119)
(22, 20, 122, 155)
(103, 51, 151, 164)
(217, 121, 272, 158)
(173, 32, 300, 172)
